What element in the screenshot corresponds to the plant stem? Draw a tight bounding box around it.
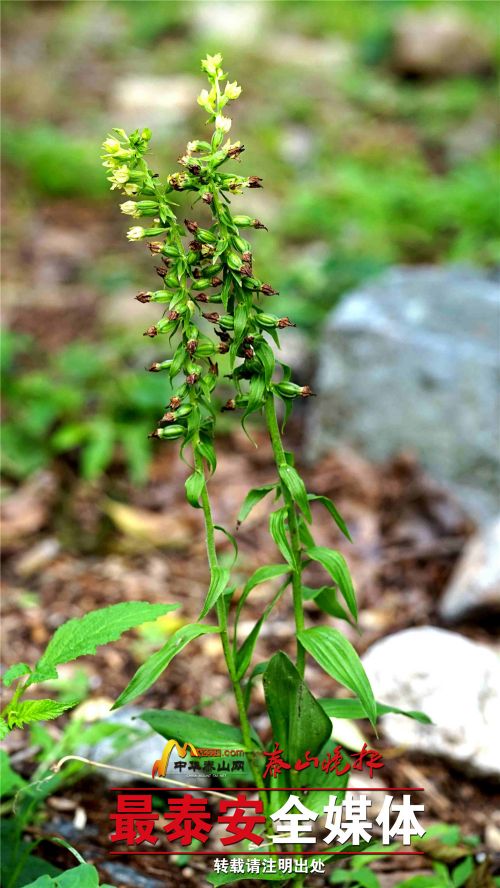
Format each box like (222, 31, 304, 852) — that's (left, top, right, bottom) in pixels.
(193, 447, 267, 803)
(264, 393, 306, 677)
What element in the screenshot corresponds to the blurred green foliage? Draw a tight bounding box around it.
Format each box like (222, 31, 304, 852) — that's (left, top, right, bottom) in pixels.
(1, 332, 171, 484)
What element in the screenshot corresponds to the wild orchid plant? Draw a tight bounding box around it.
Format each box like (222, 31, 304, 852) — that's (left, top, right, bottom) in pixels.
(99, 52, 385, 853)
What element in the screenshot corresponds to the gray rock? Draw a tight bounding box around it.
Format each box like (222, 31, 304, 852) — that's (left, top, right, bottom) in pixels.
(440, 517, 500, 621)
(101, 861, 164, 888)
(393, 11, 492, 76)
(80, 707, 208, 788)
(362, 627, 500, 778)
(310, 266, 500, 522)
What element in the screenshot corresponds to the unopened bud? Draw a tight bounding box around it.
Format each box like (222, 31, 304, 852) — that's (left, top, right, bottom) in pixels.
(211, 276, 223, 287)
(278, 317, 295, 328)
(169, 396, 182, 409)
(240, 263, 252, 277)
(184, 219, 198, 234)
(186, 339, 198, 355)
(248, 176, 263, 188)
(202, 312, 220, 324)
(242, 251, 252, 263)
(202, 192, 213, 205)
(135, 291, 151, 303)
(144, 326, 158, 338)
(148, 359, 173, 372)
(253, 219, 268, 230)
(155, 265, 167, 278)
(186, 373, 199, 385)
(217, 341, 229, 354)
(167, 310, 180, 321)
(149, 424, 185, 440)
(222, 399, 236, 412)
(160, 412, 177, 424)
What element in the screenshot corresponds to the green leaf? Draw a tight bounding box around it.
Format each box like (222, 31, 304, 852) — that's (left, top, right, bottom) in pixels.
(308, 494, 352, 541)
(30, 601, 177, 683)
(2, 662, 31, 687)
(298, 627, 377, 728)
(242, 564, 291, 598)
(22, 864, 103, 888)
(113, 624, 220, 709)
(6, 699, 77, 729)
(199, 566, 231, 619)
(263, 652, 332, 769)
(302, 585, 353, 623)
(140, 709, 261, 750)
(0, 749, 27, 797)
(306, 546, 358, 620)
(242, 373, 266, 433)
(0, 718, 8, 740)
(208, 871, 285, 885)
(236, 484, 276, 527)
(452, 856, 475, 888)
(81, 418, 115, 480)
(255, 339, 276, 387)
(235, 617, 264, 680)
(278, 464, 312, 523)
(214, 524, 239, 568)
(185, 470, 205, 508)
(320, 698, 432, 724)
(269, 507, 294, 565)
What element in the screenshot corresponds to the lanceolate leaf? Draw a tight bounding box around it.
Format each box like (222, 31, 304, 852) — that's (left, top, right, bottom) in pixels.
(306, 546, 358, 620)
(0, 719, 8, 741)
(278, 464, 312, 523)
(113, 624, 220, 709)
(297, 627, 377, 727)
(320, 698, 432, 724)
(235, 617, 264, 680)
(236, 484, 276, 527)
(140, 709, 261, 750)
(199, 566, 231, 619)
(242, 564, 291, 598)
(308, 494, 352, 542)
(302, 585, 353, 623)
(30, 602, 178, 683)
(6, 699, 77, 730)
(269, 508, 294, 565)
(214, 524, 239, 567)
(263, 652, 332, 769)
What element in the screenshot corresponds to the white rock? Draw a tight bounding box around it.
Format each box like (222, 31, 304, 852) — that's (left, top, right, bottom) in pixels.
(362, 627, 500, 777)
(193, 1, 266, 43)
(440, 518, 500, 622)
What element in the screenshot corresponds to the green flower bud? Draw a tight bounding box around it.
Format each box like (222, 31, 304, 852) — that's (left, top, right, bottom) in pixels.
(274, 382, 315, 399)
(232, 215, 254, 227)
(191, 278, 212, 290)
(197, 229, 217, 245)
(151, 424, 185, 440)
(226, 252, 243, 272)
(148, 359, 173, 372)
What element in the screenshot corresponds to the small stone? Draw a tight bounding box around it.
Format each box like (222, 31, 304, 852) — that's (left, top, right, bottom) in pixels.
(362, 627, 500, 777)
(440, 517, 500, 622)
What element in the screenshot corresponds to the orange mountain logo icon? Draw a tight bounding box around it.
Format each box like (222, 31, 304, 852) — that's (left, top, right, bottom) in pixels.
(152, 739, 199, 778)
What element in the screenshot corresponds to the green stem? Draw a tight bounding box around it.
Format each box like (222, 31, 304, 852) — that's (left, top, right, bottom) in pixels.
(264, 393, 306, 677)
(193, 447, 267, 805)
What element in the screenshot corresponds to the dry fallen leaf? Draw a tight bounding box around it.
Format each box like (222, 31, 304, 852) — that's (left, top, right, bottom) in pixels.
(103, 499, 195, 549)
